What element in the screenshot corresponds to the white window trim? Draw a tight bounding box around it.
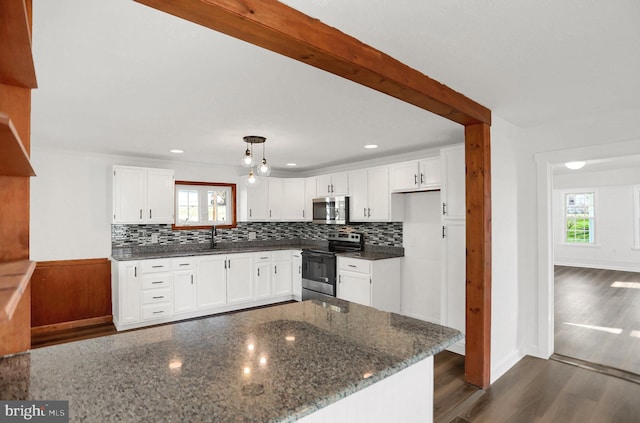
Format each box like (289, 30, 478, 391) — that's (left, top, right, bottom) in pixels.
(175, 183, 234, 227)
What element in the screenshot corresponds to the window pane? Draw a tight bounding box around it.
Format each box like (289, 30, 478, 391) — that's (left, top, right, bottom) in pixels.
(177, 189, 199, 223)
(208, 190, 229, 223)
(565, 192, 594, 243)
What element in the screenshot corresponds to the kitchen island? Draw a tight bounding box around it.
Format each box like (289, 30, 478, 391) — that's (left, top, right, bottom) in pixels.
(0, 299, 461, 422)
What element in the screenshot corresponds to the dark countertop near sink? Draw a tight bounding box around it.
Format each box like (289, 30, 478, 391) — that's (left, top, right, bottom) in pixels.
(111, 240, 404, 261)
(0, 299, 461, 422)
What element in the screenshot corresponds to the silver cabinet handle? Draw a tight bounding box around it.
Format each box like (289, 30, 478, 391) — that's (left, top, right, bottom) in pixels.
(151, 281, 163, 285)
(191, 275, 194, 284)
(152, 265, 164, 268)
(260, 256, 269, 260)
(249, 209, 252, 217)
(257, 268, 260, 277)
(274, 265, 277, 274)
(179, 263, 189, 266)
(152, 296, 164, 299)
(153, 310, 164, 315)
(139, 209, 143, 219)
(269, 210, 272, 218)
(364, 208, 367, 217)
(331, 184, 334, 193)
(420, 173, 425, 184)
(327, 184, 331, 193)
(228, 259, 231, 269)
(442, 226, 446, 239)
(298, 265, 301, 274)
(149, 209, 152, 219)
(134, 266, 137, 277)
(367, 208, 371, 217)
(442, 202, 447, 215)
(339, 275, 342, 283)
(348, 264, 357, 268)
(414, 174, 418, 185)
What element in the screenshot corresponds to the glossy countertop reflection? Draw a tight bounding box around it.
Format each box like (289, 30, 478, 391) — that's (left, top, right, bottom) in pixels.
(0, 300, 461, 422)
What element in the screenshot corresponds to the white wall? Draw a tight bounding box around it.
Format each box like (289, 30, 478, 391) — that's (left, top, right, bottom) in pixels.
(30, 147, 241, 261)
(400, 191, 442, 323)
(489, 116, 522, 382)
(553, 169, 640, 271)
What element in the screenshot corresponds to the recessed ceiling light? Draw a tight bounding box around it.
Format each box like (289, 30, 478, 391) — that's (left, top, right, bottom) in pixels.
(286, 163, 297, 167)
(564, 161, 585, 170)
(364, 144, 378, 149)
(170, 149, 184, 154)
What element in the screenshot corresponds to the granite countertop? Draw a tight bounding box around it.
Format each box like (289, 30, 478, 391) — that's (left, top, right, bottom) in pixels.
(0, 299, 461, 422)
(111, 241, 404, 261)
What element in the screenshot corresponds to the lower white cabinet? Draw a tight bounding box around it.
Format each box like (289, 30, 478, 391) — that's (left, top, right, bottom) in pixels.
(272, 251, 293, 297)
(441, 219, 466, 355)
(254, 253, 273, 300)
(226, 254, 254, 304)
(196, 255, 227, 309)
(112, 250, 299, 331)
(173, 257, 196, 314)
(337, 256, 402, 313)
(292, 250, 302, 300)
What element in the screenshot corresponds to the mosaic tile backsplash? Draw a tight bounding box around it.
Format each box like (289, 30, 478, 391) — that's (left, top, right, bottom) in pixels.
(112, 222, 403, 248)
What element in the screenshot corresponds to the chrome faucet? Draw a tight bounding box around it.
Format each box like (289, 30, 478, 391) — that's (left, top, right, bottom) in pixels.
(211, 225, 216, 249)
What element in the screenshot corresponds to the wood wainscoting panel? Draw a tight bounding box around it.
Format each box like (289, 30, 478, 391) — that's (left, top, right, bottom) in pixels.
(31, 258, 112, 332)
(0, 282, 31, 356)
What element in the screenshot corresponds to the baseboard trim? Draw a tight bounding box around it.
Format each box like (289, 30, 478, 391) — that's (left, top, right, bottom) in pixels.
(490, 349, 524, 384)
(554, 260, 640, 273)
(31, 315, 113, 335)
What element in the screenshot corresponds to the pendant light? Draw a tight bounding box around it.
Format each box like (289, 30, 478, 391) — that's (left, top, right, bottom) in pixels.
(242, 135, 268, 185)
(256, 141, 271, 176)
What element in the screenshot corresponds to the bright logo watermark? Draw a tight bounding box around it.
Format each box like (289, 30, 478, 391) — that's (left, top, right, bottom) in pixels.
(1, 401, 68, 422)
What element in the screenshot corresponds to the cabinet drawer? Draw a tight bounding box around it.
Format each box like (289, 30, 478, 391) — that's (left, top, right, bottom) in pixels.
(142, 303, 172, 321)
(142, 273, 171, 289)
(173, 257, 195, 270)
(140, 258, 172, 273)
(255, 253, 272, 263)
(142, 288, 172, 305)
(338, 257, 371, 274)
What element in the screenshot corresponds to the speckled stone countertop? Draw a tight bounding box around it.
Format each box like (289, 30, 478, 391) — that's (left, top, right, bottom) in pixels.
(0, 299, 460, 422)
(111, 241, 404, 261)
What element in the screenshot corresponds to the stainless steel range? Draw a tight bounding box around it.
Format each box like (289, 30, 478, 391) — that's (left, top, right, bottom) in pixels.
(301, 232, 363, 301)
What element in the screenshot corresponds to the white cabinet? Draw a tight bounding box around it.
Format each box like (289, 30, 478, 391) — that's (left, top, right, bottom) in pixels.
(440, 145, 465, 219)
(226, 254, 253, 304)
(172, 257, 196, 314)
(254, 253, 272, 300)
(139, 258, 173, 322)
(112, 166, 175, 224)
(246, 181, 269, 221)
(246, 178, 286, 221)
(272, 250, 293, 297)
(281, 178, 305, 221)
(304, 177, 316, 221)
(389, 157, 441, 193)
(292, 250, 302, 300)
(112, 260, 141, 328)
(316, 172, 349, 196)
(337, 256, 402, 313)
(441, 220, 466, 355)
(196, 255, 227, 309)
(348, 167, 390, 222)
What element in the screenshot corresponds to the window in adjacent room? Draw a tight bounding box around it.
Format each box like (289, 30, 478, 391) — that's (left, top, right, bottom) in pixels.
(174, 181, 236, 229)
(564, 192, 595, 244)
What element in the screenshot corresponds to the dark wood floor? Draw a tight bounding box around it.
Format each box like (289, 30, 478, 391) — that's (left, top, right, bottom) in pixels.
(554, 265, 640, 375)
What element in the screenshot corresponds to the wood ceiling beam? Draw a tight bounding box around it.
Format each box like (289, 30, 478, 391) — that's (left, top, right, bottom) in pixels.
(134, 0, 491, 126)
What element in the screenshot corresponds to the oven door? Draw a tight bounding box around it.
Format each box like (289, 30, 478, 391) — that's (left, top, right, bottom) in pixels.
(301, 250, 336, 298)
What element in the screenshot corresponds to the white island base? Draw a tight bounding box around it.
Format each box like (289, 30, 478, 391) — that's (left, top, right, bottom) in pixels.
(298, 356, 434, 423)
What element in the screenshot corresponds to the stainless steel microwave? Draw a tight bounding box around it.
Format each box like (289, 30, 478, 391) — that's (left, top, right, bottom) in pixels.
(312, 196, 349, 224)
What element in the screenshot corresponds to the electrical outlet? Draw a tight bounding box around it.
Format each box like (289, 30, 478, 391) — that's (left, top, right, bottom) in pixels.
(248, 231, 257, 241)
(151, 233, 159, 243)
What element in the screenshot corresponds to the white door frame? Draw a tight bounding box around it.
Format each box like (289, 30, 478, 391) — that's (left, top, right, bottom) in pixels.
(535, 139, 640, 358)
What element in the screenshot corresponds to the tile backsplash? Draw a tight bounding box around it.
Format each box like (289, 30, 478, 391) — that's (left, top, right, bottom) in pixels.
(112, 222, 403, 248)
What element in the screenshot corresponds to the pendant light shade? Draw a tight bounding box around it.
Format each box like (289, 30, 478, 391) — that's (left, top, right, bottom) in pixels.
(256, 142, 271, 176)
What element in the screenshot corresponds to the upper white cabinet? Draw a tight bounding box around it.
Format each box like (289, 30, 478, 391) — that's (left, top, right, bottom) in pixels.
(113, 165, 175, 224)
(303, 177, 316, 221)
(281, 178, 306, 221)
(316, 172, 349, 196)
(246, 180, 269, 221)
(440, 145, 465, 219)
(348, 167, 390, 222)
(389, 157, 441, 193)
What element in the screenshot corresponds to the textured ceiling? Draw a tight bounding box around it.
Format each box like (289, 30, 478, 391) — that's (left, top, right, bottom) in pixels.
(31, 0, 640, 173)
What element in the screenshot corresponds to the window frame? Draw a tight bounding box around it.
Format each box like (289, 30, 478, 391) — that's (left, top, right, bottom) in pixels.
(634, 185, 640, 249)
(173, 180, 237, 230)
(563, 191, 596, 245)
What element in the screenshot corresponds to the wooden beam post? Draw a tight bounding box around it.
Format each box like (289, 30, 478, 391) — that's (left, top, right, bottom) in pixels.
(464, 123, 492, 388)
